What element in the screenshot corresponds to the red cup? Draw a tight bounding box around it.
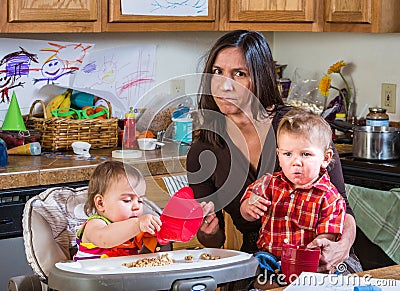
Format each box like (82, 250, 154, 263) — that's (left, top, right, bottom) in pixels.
(281, 244, 320, 283)
(157, 187, 203, 245)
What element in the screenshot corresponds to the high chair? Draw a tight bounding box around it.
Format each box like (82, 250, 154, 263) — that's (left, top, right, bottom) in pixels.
(8, 186, 169, 291)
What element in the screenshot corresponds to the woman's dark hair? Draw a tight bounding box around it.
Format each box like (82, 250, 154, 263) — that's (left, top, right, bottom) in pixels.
(197, 30, 283, 146)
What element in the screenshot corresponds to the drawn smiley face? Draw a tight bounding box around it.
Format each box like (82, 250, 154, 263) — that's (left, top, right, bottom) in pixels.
(41, 59, 65, 78)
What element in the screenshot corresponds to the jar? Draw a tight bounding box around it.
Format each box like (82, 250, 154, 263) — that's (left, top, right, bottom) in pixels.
(366, 107, 389, 127)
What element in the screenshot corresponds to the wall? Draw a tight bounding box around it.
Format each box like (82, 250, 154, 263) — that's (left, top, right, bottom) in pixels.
(0, 31, 398, 121)
(0, 31, 227, 121)
(273, 32, 400, 121)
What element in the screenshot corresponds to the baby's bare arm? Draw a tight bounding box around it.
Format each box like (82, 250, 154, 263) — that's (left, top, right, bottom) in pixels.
(83, 215, 161, 248)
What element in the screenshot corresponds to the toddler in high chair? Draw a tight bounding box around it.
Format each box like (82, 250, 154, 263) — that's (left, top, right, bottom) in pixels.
(74, 161, 162, 260)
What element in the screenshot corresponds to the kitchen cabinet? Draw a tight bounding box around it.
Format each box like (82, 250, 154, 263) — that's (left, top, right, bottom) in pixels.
(324, 0, 400, 32)
(220, 0, 322, 32)
(0, 0, 101, 33)
(1, 0, 398, 33)
(104, 0, 218, 32)
(220, 0, 400, 33)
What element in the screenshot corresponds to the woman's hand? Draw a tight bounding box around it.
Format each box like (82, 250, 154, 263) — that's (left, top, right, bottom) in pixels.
(240, 193, 271, 221)
(307, 214, 355, 273)
(138, 214, 162, 235)
(200, 201, 219, 235)
(307, 237, 348, 273)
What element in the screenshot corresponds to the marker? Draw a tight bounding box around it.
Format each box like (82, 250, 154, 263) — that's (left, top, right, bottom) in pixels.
(354, 286, 382, 291)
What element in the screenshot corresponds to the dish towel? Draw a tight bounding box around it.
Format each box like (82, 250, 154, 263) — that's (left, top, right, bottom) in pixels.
(346, 183, 400, 264)
(162, 175, 189, 196)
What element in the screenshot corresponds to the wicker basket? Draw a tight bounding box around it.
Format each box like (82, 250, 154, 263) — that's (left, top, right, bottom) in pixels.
(24, 99, 118, 151)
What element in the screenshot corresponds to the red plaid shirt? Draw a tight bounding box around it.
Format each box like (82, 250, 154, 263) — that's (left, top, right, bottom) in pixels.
(241, 170, 346, 258)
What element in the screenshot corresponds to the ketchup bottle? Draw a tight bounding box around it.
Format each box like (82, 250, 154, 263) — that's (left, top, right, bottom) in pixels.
(123, 109, 138, 150)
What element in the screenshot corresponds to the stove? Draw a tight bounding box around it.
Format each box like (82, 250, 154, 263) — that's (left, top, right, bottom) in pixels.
(339, 154, 399, 270)
(340, 155, 400, 190)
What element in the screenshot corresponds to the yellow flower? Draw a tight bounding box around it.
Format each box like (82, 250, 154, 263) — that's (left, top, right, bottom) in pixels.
(318, 60, 352, 116)
(318, 75, 332, 96)
(327, 60, 347, 74)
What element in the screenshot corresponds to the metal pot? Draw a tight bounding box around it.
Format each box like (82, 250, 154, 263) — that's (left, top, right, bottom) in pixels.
(352, 126, 400, 160)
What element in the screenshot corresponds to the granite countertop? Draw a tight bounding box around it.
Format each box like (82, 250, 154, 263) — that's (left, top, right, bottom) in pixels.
(0, 142, 352, 191)
(0, 141, 189, 190)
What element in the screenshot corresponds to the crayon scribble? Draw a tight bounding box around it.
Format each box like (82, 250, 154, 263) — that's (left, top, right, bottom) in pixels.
(0, 47, 38, 103)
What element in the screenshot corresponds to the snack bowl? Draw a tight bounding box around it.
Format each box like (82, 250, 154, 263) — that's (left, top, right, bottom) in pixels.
(137, 138, 164, 151)
(157, 187, 203, 245)
(71, 141, 91, 157)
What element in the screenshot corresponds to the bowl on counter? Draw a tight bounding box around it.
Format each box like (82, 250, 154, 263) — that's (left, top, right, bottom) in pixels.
(137, 138, 164, 151)
(71, 141, 91, 157)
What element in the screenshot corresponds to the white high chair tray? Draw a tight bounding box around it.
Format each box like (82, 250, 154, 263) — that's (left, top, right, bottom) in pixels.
(48, 248, 259, 291)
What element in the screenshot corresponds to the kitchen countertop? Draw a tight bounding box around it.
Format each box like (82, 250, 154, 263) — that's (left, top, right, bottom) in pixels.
(0, 142, 355, 191)
(0, 141, 189, 190)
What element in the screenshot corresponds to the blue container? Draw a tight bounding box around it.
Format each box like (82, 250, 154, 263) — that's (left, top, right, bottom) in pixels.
(71, 91, 94, 109)
(0, 138, 8, 166)
(172, 117, 193, 144)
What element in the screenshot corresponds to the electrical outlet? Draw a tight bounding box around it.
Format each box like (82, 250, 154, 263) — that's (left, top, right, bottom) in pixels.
(381, 83, 396, 113)
(170, 79, 185, 94)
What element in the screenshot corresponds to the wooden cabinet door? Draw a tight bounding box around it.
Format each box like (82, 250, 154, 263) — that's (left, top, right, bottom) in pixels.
(104, 0, 218, 32)
(324, 0, 400, 32)
(1, 0, 101, 33)
(325, 0, 372, 24)
(221, 0, 321, 31)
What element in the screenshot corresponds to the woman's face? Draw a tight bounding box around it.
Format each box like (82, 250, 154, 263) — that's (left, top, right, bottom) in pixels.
(211, 47, 253, 116)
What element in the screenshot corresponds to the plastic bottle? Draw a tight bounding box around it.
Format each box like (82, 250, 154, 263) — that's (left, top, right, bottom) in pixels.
(123, 109, 138, 150)
(0, 138, 8, 166)
(7, 142, 41, 156)
(172, 105, 192, 144)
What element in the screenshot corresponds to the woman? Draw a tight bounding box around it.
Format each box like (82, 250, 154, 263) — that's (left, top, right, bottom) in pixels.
(186, 30, 361, 275)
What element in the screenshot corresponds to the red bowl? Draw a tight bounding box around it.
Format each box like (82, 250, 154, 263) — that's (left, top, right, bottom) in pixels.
(156, 187, 203, 245)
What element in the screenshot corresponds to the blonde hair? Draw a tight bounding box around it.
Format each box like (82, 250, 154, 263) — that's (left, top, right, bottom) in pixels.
(84, 161, 144, 215)
(277, 107, 332, 152)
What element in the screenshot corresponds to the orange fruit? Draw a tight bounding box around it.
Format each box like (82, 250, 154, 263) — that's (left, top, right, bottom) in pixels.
(143, 130, 155, 138)
(82, 106, 95, 116)
(95, 106, 108, 119)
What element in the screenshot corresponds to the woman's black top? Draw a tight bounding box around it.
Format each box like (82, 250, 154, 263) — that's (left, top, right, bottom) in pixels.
(186, 106, 354, 252)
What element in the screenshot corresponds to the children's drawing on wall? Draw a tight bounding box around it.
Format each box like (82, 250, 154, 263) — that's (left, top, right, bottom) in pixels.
(33, 42, 92, 85)
(0, 47, 38, 104)
(0, 38, 93, 114)
(121, 0, 208, 16)
(72, 45, 156, 117)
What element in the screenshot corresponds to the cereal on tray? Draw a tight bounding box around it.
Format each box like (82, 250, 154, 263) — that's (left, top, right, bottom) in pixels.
(123, 253, 173, 268)
(200, 253, 220, 260)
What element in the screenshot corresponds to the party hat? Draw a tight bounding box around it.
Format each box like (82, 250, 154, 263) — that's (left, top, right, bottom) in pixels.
(1, 91, 26, 131)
